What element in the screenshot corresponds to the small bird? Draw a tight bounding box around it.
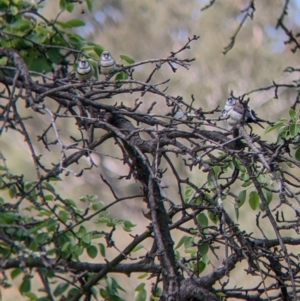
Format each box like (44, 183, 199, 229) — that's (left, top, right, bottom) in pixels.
(76, 60, 94, 82)
(98, 51, 118, 75)
(220, 97, 258, 128)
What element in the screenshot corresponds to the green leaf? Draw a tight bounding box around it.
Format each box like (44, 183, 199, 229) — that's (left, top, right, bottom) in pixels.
(175, 235, 189, 249)
(137, 273, 148, 279)
(295, 148, 300, 161)
(94, 45, 104, 56)
(123, 220, 136, 232)
(54, 283, 69, 297)
(289, 108, 296, 119)
(61, 241, 71, 252)
(235, 206, 239, 221)
(82, 233, 91, 244)
(92, 202, 103, 211)
(86, 0, 93, 11)
(130, 242, 144, 252)
(194, 261, 206, 274)
(59, 0, 66, 10)
(249, 191, 259, 210)
(11, 268, 22, 280)
(59, 19, 85, 28)
(241, 180, 252, 187)
(216, 292, 227, 297)
(8, 185, 17, 198)
(120, 54, 135, 64)
(19, 277, 31, 294)
(263, 189, 273, 204)
(58, 210, 69, 223)
(23, 292, 37, 299)
(238, 190, 246, 208)
(66, 3, 74, 12)
(183, 236, 193, 249)
(196, 212, 208, 227)
(46, 219, 57, 231)
(264, 121, 284, 134)
(135, 283, 145, 291)
(289, 124, 296, 137)
(87, 245, 98, 258)
(43, 182, 55, 193)
(99, 243, 106, 256)
(185, 186, 193, 197)
(44, 195, 54, 201)
(198, 243, 209, 256)
(208, 211, 219, 224)
(10, 5, 18, 15)
(135, 287, 147, 301)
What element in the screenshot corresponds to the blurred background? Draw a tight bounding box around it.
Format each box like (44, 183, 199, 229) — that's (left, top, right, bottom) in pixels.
(2, 0, 300, 299)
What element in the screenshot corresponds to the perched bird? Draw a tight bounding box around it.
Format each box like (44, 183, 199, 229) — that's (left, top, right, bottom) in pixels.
(76, 60, 94, 82)
(220, 97, 258, 128)
(98, 51, 118, 75)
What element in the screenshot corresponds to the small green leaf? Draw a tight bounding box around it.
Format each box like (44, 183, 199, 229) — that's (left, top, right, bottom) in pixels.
(264, 121, 284, 134)
(58, 210, 69, 223)
(235, 206, 239, 221)
(10, 5, 18, 15)
(47, 219, 57, 231)
(289, 108, 296, 119)
(123, 220, 136, 232)
(120, 54, 135, 64)
(238, 190, 246, 208)
(295, 148, 300, 161)
(87, 245, 98, 258)
(263, 189, 273, 204)
(137, 273, 148, 279)
(99, 243, 106, 256)
(289, 124, 296, 137)
(132, 244, 143, 252)
(94, 45, 104, 56)
(82, 233, 91, 244)
(183, 236, 193, 249)
(175, 235, 190, 249)
(11, 268, 22, 280)
(43, 182, 55, 192)
(135, 286, 146, 301)
(249, 191, 259, 210)
(135, 283, 145, 291)
(44, 195, 54, 201)
(60, 19, 85, 28)
(66, 3, 74, 12)
(198, 243, 209, 256)
(194, 261, 206, 274)
(8, 185, 17, 198)
(86, 0, 93, 11)
(208, 211, 219, 224)
(19, 277, 31, 294)
(216, 292, 227, 297)
(23, 292, 37, 299)
(92, 202, 102, 211)
(241, 180, 252, 187)
(196, 212, 208, 227)
(59, 0, 66, 10)
(54, 283, 69, 297)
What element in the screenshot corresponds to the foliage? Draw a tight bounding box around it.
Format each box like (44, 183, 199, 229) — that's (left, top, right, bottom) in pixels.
(1, 1, 300, 301)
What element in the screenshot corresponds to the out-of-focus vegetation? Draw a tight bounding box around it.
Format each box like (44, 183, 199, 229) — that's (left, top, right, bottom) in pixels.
(2, 0, 300, 300)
